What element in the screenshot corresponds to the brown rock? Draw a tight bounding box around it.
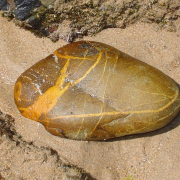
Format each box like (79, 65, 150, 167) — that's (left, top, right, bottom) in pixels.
(14, 41, 180, 140)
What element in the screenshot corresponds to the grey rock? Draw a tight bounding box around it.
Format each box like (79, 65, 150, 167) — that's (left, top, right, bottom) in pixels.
(0, 0, 10, 11)
(14, 0, 24, 6)
(0, 0, 7, 9)
(14, 0, 41, 21)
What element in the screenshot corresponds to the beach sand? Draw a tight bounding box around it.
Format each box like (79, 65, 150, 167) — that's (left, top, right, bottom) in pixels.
(0, 15, 180, 179)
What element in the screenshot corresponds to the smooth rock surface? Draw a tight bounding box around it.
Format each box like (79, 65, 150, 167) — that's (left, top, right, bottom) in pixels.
(14, 41, 180, 140)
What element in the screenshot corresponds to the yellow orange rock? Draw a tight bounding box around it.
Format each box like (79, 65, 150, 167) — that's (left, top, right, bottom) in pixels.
(14, 41, 180, 140)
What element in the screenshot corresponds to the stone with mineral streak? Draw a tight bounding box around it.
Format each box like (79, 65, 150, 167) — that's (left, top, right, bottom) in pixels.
(14, 41, 180, 140)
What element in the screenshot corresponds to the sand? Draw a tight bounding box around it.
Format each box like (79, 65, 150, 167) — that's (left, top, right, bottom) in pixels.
(0, 14, 180, 180)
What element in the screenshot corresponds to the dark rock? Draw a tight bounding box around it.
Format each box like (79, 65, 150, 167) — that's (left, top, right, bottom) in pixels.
(0, 0, 7, 9)
(0, 0, 10, 11)
(14, 0, 24, 6)
(14, 0, 41, 21)
(26, 15, 41, 28)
